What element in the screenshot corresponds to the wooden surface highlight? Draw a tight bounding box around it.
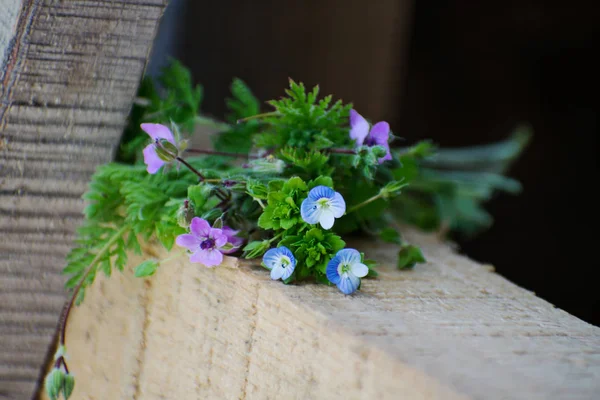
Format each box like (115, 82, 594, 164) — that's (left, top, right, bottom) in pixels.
(0, 1, 167, 398)
(42, 230, 600, 399)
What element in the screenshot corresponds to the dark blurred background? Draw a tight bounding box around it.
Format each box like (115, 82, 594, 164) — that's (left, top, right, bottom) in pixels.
(148, 0, 599, 325)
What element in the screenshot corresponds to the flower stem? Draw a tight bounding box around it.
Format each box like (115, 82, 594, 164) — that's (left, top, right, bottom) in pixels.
(59, 225, 130, 347)
(176, 156, 205, 181)
(327, 148, 357, 155)
(236, 111, 279, 123)
(347, 193, 384, 214)
(268, 231, 284, 243)
(186, 148, 260, 159)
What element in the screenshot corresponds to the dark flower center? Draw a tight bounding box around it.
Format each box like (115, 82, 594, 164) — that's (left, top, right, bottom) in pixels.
(200, 238, 215, 250)
(364, 134, 376, 146)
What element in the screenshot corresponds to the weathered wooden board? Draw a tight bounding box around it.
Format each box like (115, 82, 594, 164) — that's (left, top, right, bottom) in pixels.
(40, 230, 600, 399)
(0, 1, 167, 398)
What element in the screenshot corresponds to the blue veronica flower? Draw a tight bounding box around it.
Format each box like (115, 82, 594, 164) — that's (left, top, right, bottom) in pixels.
(300, 186, 346, 230)
(263, 246, 296, 281)
(326, 249, 369, 295)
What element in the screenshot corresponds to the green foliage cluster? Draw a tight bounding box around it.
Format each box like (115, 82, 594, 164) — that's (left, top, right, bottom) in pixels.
(64, 59, 530, 297)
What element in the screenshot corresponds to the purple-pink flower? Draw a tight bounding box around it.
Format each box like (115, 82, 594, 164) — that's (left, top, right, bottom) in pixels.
(176, 218, 230, 267)
(141, 123, 179, 174)
(349, 109, 392, 163)
(221, 226, 245, 254)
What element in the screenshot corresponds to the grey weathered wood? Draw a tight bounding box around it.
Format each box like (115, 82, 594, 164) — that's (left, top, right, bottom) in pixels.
(0, 1, 167, 398)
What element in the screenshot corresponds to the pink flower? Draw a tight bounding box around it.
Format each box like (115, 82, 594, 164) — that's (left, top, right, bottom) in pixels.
(176, 218, 229, 267)
(221, 226, 245, 254)
(141, 123, 179, 174)
(349, 109, 392, 163)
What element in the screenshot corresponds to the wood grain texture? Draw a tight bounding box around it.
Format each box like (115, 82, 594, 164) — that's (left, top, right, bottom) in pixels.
(40, 230, 600, 400)
(0, 1, 167, 399)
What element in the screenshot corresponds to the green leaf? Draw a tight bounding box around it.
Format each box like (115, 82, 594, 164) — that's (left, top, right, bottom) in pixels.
(155, 222, 176, 250)
(379, 227, 402, 244)
(242, 240, 270, 258)
(397, 245, 426, 269)
(225, 78, 260, 122)
(308, 176, 333, 189)
(134, 260, 159, 277)
(99, 258, 111, 277)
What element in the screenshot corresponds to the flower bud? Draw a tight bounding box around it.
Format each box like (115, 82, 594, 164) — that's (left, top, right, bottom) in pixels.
(248, 156, 285, 174)
(154, 138, 179, 162)
(45, 368, 65, 400)
(177, 200, 195, 228)
(63, 373, 75, 399)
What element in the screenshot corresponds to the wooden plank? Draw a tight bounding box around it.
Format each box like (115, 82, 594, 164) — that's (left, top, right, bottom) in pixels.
(40, 230, 600, 399)
(0, 0, 167, 398)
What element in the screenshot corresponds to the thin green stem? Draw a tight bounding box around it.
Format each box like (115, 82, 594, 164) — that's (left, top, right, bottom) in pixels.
(268, 231, 284, 243)
(236, 111, 279, 123)
(327, 148, 357, 155)
(59, 225, 130, 346)
(346, 193, 384, 214)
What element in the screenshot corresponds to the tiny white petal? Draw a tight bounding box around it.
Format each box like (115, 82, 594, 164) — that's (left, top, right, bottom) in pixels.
(350, 262, 369, 278)
(319, 210, 335, 230)
(271, 265, 285, 280)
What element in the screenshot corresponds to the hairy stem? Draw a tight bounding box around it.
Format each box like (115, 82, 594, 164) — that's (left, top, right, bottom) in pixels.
(59, 225, 130, 346)
(186, 148, 260, 159)
(176, 156, 205, 181)
(327, 148, 357, 155)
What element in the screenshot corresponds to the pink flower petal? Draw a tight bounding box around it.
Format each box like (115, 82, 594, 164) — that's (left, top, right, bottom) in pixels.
(175, 234, 201, 251)
(190, 218, 211, 238)
(368, 121, 390, 145)
(190, 249, 223, 267)
(140, 123, 175, 143)
(349, 110, 370, 146)
(142, 144, 165, 174)
(214, 232, 228, 248)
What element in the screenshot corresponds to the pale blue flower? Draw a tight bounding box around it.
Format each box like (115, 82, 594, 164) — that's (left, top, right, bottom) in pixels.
(326, 249, 369, 295)
(263, 246, 296, 281)
(300, 186, 346, 230)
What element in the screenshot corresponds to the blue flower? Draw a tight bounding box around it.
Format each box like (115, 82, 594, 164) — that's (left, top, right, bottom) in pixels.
(263, 246, 296, 281)
(300, 186, 346, 230)
(326, 249, 369, 295)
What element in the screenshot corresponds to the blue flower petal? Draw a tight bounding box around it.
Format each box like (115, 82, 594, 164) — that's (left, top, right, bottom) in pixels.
(337, 274, 360, 295)
(263, 248, 282, 270)
(308, 185, 335, 202)
(330, 192, 346, 218)
(326, 255, 342, 285)
(336, 249, 362, 266)
(301, 197, 321, 224)
(263, 246, 296, 281)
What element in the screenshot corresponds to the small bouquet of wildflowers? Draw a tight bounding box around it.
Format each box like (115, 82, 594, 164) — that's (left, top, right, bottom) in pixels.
(45, 60, 529, 399)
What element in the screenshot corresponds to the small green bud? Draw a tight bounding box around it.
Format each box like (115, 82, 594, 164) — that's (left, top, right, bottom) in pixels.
(176, 200, 195, 228)
(154, 139, 179, 162)
(45, 368, 64, 400)
(212, 217, 224, 229)
(201, 208, 223, 224)
(242, 240, 270, 258)
(248, 156, 285, 173)
(63, 373, 75, 399)
(380, 180, 408, 199)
